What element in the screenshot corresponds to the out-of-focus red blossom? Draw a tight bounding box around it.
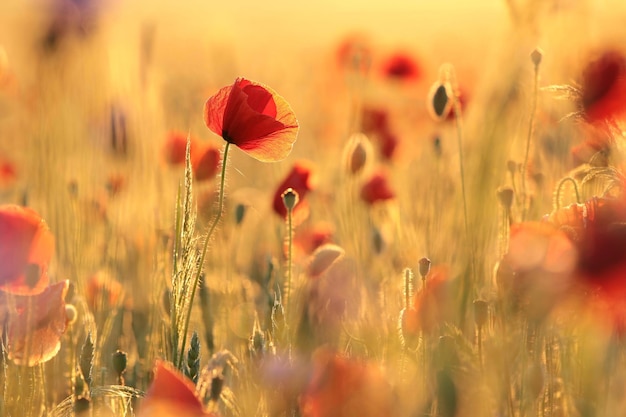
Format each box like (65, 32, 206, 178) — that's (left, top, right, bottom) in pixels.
(335, 33, 372, 75)
(498, 222, 577, 319)
(299, 348, 394, 417)
(138, 361, 218, 417)
(361, 107, 389, 135)
(381, 52, 421, 82)
(0, 205, 54, 295)
(163, 131, 195, 165)
(360, 171, 395, 205)
(0, 160, 17, 187)
(4, 280, 69, 366)
(272, 161, 315, 221)
(294, 222, 334, 256)
(549, 195, 626, 306)
(403, 266, 454, 335)
(204, 77, 299, 162)
(85, 270, 123, 311)
(191, 143, 221, 181)
(580, 49, 626, 124)
(360, 108, 398, 160)
(106, 173, 126, 196)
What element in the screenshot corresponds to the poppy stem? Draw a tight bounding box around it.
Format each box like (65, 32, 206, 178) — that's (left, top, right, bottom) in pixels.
(553, 176, 581, 210)
(285, 206, 294, 320)
(522, 58, 540, 222)
(178, 142, 231, 370)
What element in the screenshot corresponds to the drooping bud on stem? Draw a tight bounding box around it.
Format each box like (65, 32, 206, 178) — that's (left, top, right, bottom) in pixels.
(281, 188, 299, 212)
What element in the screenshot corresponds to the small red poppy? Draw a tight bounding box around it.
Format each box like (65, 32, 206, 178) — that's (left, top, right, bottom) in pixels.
(0, 205, 54, 295)
(580, 50, 626, 123)
(272, 161, 315, 220)
(360, 171, 395, 205)
(139, 361, 217, 417)
(381, 52, 421, 82)
(360, 107, 389, 134)
(0, 159, 16, 188)
(163, 131, 196, 165)
(204, 78, 299, 162)
(191, 143, 221, 181)
(85, 270, 123, 311)
(377, 128, 398, 160)
(403, 265, 453, 335)
(5, 280, 69, 366)
(299, 348, 393, 417)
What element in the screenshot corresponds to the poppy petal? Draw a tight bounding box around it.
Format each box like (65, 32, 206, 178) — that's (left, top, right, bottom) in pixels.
(6, 280, 69, 366)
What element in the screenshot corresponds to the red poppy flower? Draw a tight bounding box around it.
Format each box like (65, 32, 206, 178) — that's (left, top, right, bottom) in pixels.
(381, 52, 421, 82)
(546, 194, 626, 330)
(191, 143, 221, 181)
(163, 131, 197, 165)
(85, 270, 123, 311)
(377, 128, 398, 160)
(360, 171, 395, 205)
(497, 222, 577, 319)
(5, 280, 69, 366)
(580, 50, 626, 124)
(0, 159, 16, 188)
(360, 107, 389, 134)
(403, 265, 454, 336)
(139, 360, 217, 417)
(294, 222, 334, 256)
(335, 33, 372, 75)
(299, 348, 394, 417)
(272, 161, 315, 220)
(0, 205, 54, 295)
(204, 78, 299, 162)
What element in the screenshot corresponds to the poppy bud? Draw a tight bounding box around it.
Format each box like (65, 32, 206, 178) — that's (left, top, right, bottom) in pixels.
(473, 299, 488, 328)
(74, 397, 91, 416)
(281, 188, 299, 212)
(343, 133, 370, 175)
(427, 82, 452, 121)
(112, 350, 127, 377)
(418, 257, 431, 279)
(497, 186, 515, 211)
(210, 375, 224, 402)
(530, 48, 543, 67)
(65, 304, 78, 325)
(235, 203, 246, 225)
(506, 160, 518, 176)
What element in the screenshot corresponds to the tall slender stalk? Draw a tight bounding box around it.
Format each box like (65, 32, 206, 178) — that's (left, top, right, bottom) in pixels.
(177, 142, 231, 370)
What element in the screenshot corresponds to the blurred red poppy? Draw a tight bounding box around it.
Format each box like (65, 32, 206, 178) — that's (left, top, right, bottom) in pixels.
(0, 160, 17, 188)
(0, 205, 54, 295)
(163, 131, 195, 165)
(139, 360, 217, 417)
(547, 194, 626, 330)
(497, 222, 577, 319)
(377, 129, 398, 160)
(85, 270, 123, 311)
(204, 78, 299, 162)
(403, 265, 454, 335)
(5, 280, 69, 366)
(580, 49, 626, 124)
(272, 161, 315, 220)
(381, 52, 421, 82)
(294, 222, 334, 256)
(360, 171, 395, 205)
(299, 348, 394, 417)
(191, 143, 221, 181)
(336, 33, 372, 75)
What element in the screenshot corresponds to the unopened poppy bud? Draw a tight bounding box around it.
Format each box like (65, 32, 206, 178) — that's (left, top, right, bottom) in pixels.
(343, 133, 370, 175)
(65, 304, 78, 325)
(497, 186, 514, 210)
(235, 203, 246, 225)
(281, 188, 299, 212)
(507, 160, 518, 176)
(210, 375, 224, 402)
(112, 350, 127, 377)
(530, 48, 543, 67)
(473, 299, 488, 328)
(427, 82, 452, 121)
(418, 257, 431, 279)
(74, 397, 91, 415)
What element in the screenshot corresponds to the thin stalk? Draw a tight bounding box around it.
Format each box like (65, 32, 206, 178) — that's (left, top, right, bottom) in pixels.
(285, 206, 294, 320)
(522, 61, 540, 221)
(554, 177, 581, 210)
(178, 142, 231, 370)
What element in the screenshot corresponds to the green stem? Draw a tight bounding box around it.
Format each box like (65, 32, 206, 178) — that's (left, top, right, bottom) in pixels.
(522, 62, 539, 221)
(178, 142, 231, 370)
(285, 206, 294, 320)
